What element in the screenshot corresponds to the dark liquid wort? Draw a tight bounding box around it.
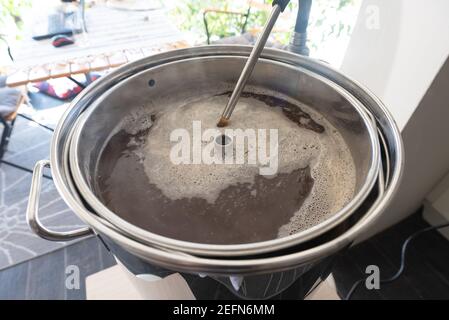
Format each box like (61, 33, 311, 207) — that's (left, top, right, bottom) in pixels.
(96, 93, 324, 245)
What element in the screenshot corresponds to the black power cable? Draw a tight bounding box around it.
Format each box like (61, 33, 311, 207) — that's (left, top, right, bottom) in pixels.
(17, 114, 55, 132)
(0, 36, 14, 62)
(345, 221, 449, 300)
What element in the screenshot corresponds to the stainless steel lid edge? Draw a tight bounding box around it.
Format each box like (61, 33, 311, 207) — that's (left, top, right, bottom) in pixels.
(67, 55, 381, 257)
(57, 164, 390, 276)
(55, 117, 392, 276)
(48, 46, 403, 275)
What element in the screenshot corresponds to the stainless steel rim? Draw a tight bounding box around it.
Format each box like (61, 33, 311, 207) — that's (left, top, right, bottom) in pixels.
(68, 55, 381, 257)
(46, 46, 403, 275)
(50, 155, 388, 276)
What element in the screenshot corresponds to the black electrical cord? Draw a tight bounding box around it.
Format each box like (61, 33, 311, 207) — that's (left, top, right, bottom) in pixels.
(17, 114, 55, 132)
(0, 36, 14, 62)
(345, 221, 449, 300)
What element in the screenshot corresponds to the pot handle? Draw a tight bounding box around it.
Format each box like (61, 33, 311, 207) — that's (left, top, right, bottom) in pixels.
(27, 160, 93, 241)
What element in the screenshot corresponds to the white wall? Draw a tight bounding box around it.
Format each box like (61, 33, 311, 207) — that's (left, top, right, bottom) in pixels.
(342, 0, 449, 130)
(428, 173, 449, 217)
(340, 0, 449, 235)
(424, 171, 449, 239)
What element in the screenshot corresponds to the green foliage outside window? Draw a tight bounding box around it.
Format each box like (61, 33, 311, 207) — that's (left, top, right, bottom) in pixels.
(170, 0, 356, 43)
(0, 0, 32, 39)
(168, 0, 360, 66)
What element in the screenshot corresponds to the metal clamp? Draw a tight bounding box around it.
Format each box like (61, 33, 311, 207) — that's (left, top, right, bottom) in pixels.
(26, 160, 93, 241)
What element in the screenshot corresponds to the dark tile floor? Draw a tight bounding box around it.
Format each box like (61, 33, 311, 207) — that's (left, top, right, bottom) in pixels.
(0, 210, 448, 300)
(333, 211, 449, 300)
(0, 236, 115, 300)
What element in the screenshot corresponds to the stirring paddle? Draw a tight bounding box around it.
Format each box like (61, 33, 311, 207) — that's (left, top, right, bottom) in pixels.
(217, 0, 290, 127)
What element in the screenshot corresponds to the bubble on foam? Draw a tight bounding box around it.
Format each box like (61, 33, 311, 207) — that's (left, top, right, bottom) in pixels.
(278, 135, 356, 237)
(118, 85, 356, 237)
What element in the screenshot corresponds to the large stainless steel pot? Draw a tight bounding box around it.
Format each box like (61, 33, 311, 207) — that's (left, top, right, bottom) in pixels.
(26, 46, 403, 297)
(67, 51, 380, 257)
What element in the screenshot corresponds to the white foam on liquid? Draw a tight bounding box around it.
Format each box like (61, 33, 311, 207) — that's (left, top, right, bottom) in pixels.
(117, 87, 356, 237)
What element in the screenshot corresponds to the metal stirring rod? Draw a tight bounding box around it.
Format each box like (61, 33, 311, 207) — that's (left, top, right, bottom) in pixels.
(217, 0, 290, 127)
